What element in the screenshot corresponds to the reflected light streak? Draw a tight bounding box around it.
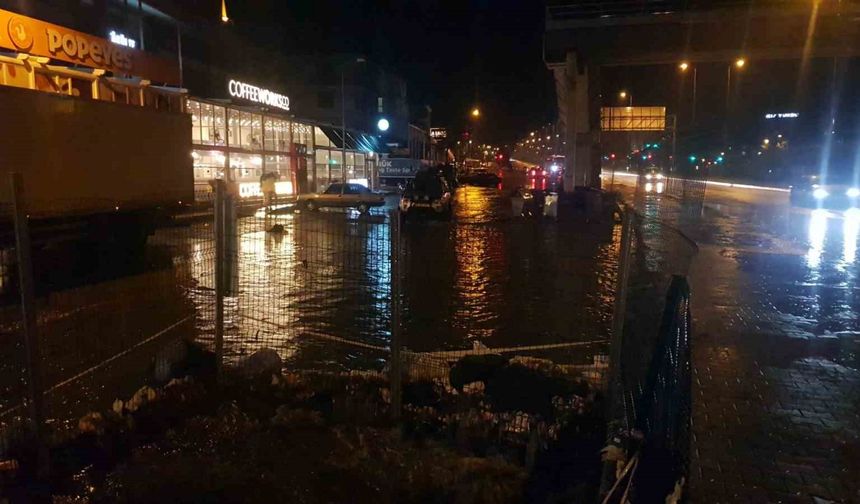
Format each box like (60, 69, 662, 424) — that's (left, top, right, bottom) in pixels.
(807, 209, 828, 270)
(843, 208, 860, 265)
(795, 0, 821, 105)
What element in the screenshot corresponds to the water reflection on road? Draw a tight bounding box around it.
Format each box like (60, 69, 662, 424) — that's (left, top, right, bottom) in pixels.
(0, 181, 619, 422)
(172, 184, 620, 369)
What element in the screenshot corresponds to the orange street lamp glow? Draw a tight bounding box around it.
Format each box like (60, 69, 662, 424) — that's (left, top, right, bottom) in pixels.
(221, 0, 229, 22)
(471, 108, 480, 118)
(735, 58, 746, 68)
(619, 91, 627, 99)
(679, 62, 689, 71)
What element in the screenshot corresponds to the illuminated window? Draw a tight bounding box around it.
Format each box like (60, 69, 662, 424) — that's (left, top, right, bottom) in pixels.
(314, 127, 331, 148)
(293, 123, 312, 149)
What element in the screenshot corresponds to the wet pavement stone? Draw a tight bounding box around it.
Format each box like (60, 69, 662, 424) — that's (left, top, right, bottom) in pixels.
(628, 192, 860, 503)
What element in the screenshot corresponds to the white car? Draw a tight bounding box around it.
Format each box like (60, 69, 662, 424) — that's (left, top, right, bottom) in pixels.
(298, 183, 385, 214)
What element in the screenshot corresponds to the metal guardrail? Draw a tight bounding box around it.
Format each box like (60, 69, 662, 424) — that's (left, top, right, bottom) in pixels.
(603, 275, 692, 503)
(546, 0, 847, 22)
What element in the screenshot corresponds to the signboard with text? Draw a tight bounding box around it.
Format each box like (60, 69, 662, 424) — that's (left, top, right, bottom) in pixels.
(0, 8, 179, 84)
(377, 158, 423, 178)
(430, 128, 447, 141)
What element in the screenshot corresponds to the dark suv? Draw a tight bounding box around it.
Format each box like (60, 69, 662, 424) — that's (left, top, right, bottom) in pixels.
(399, 169, 453, 219)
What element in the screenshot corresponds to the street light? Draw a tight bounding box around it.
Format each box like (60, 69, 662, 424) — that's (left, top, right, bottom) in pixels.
(725, 57, 746, 141)
(220, 0, 229, 22)
(471, 107, 480, 118)
(679, 61, 698, 125)
(619, 91, 632, 106)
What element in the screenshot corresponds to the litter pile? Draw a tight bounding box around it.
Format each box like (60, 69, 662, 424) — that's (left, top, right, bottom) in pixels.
(3, 345, 606, 503)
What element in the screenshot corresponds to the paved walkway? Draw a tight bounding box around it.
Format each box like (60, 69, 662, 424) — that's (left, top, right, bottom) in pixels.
(626, 185, 860, 503)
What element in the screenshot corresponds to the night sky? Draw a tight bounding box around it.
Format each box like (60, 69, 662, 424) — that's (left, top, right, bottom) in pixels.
(220, 0, 556, 144)
(167, 0, 860, 152)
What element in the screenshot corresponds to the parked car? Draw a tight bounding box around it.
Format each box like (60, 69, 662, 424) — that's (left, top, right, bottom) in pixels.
(299, 183, 385, 213)
(460, 169, 501, 187)
(399, 170, 453, 218)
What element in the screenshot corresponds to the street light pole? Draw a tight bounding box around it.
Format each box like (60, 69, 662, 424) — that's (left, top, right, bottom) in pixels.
(679, 62, 697, 125)
(691, 66, 697, 125)
(341, 68, 346, 189)
(724, 58, 745, 143)
(340, 58, 366, 193)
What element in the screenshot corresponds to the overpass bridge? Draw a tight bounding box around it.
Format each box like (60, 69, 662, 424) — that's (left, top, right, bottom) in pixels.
(546, 0, 860, 190)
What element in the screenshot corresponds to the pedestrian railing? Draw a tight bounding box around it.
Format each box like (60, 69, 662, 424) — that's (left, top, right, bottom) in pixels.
(601, 201, 696, 503)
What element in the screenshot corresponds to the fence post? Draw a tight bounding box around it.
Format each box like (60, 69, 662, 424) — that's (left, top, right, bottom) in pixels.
(10, 173, 47, 475)
(608, 205, 634, 419)
(389, 209, 402, 422)
(214, 180, 225, 379)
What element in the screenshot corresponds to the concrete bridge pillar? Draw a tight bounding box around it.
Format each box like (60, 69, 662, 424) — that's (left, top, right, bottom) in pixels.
(561, 52, 601, 192)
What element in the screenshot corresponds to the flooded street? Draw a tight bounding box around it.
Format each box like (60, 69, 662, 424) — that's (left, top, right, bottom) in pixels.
(171, 183, 619, 371)
(0, 181, 620, 429)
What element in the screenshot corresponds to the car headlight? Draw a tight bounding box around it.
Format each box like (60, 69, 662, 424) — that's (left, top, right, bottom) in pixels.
(645, 173, 653, 180)
(656, 182, 665, 194)
(813, 188, 829, 200)
(645, 182, 654, 192)
(847, 187, 860, 198)
(655, 173, 664, 180)
(550, 164, 560, 173)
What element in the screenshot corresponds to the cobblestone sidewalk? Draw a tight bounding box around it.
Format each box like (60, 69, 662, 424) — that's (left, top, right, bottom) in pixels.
(632, 192, 860, 503)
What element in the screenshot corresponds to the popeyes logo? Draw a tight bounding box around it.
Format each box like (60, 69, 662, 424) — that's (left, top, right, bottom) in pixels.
(46, 28, 132, 71)
(7, 16, 33, 50)
(1, 8, 179, 83)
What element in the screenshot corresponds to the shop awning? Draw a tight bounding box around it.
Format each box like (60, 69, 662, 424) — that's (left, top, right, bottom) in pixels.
(320, 126, 380, 153)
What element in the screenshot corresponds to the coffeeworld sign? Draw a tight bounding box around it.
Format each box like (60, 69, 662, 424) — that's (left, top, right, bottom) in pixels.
(0, 8, 179, 84)
(228, 80, 290, 111)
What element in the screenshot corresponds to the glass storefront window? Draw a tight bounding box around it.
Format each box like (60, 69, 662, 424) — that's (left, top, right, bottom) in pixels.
(189, 100, 202, 143)
(190, 100, 226, 146)
(264, 154, 293, 194)
(229, 152, 265, 198)
(354, 153, 366, 180)
(264, 117, 291, 153)
(204, 103, 226, 146)
(329, 150, 343, 186)
(315, 150, 330, 191)
(192, 149, 226, 182)
(228, 110, 263, 150)
(314, 126, 330, 148)
(345, 151, 356, 180)
(293, 123, 312, 150)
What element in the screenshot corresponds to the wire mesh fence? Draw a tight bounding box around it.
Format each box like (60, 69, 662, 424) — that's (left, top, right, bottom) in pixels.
(0, 182, 216, 460)
(0, 171, 701, 503)
(222, 200, 393, 373)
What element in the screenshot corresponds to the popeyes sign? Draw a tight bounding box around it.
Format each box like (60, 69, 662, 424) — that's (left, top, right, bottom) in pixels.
(0, 8, 178, 84)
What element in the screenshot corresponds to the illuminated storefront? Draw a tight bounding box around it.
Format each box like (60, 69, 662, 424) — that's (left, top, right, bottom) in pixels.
(189, 98, 380, 200)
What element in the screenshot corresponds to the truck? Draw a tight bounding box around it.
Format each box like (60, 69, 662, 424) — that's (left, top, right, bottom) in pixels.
(0, 82, 193, 250)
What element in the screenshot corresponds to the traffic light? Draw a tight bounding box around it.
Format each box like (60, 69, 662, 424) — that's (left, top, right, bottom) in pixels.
(688, 155, 697, 163)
